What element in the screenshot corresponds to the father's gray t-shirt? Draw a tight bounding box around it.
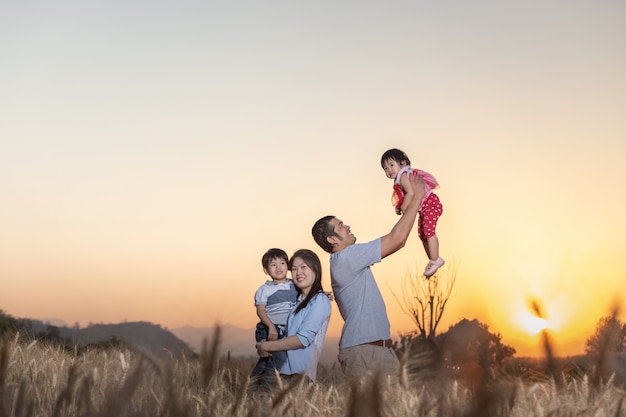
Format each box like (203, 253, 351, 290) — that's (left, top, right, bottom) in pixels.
(330, 238, 390, 349)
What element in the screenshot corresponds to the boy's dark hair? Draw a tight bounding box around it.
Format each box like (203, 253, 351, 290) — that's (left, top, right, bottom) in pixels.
(380, 148, 411, 168)
(312, 216, 337, 254)
(289, 249, 324, 314)
(261, 248, 289, 269)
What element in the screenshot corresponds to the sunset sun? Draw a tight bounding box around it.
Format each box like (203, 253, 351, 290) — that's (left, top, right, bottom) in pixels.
(511, 298, 554, 337)
(520, 314, 549, 336)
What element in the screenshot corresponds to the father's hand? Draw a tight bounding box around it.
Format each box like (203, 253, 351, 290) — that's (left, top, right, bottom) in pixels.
(405, 173, 425, 206)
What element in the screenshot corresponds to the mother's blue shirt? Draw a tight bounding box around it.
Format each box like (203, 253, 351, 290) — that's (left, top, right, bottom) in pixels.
(280, 292, 331, 381)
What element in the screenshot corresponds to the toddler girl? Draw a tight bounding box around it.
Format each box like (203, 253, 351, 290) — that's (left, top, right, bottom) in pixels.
(381, 148, 444, 278)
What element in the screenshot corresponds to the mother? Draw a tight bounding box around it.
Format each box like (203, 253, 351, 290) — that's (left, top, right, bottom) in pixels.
(256, 249, 331, 382)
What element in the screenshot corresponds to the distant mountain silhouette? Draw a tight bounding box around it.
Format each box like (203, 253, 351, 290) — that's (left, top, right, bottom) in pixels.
(170, 323, 340, 365)
(171, 323, 255, 358)
(2, 310, 339, 365)
(22, 317, 194, 361)
(64, 322, 195, 360)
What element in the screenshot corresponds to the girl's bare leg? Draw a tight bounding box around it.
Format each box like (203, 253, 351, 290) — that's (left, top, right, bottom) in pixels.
(422, 239, 431, 259)
(426, 235, 439, 261)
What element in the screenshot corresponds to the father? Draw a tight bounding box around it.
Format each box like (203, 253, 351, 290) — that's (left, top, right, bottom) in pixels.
(312, 174, 424, 379)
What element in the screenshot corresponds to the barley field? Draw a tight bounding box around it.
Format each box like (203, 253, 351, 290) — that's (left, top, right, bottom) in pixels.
(1, 332, 625, 417)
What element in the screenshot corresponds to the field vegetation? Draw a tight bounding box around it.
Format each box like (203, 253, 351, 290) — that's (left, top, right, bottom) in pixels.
(1, 321, 625, 417)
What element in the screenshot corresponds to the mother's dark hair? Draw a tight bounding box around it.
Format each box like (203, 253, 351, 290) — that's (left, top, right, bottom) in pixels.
(289, 249, 324, 314)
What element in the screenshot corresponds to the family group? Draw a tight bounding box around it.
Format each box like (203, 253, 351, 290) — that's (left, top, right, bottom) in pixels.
(248, 148, 445, 393)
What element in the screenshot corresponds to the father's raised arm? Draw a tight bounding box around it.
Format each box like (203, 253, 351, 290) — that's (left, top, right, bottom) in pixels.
(380, 174, 425, 258)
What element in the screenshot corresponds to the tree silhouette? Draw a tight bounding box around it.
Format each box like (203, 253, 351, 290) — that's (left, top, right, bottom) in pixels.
(585, 315, 626, 355)
(393, 261, 457, 340)
(440, 318, 516, 368)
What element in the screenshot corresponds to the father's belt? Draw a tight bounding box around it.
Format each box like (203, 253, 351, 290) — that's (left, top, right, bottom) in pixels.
(367, 339, 393, 348)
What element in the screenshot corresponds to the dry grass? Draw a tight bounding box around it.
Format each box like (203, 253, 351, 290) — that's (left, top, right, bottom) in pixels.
(1, 331, 625, 417)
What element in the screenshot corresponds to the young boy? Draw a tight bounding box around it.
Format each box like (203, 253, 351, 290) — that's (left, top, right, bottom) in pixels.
(248, 248, 297, 393)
